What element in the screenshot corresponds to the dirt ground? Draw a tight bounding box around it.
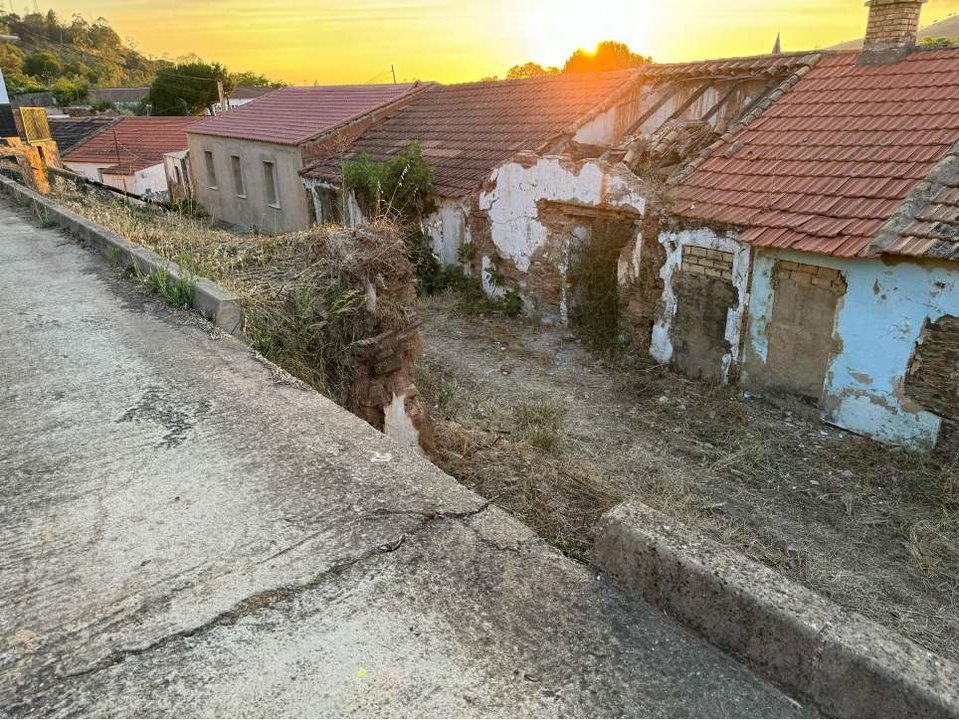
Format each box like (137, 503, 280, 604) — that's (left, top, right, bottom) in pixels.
(417, 292, 959, 663)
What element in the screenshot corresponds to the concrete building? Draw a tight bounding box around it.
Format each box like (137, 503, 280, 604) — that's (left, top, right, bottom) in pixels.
(657, 0, 959, 452)
(186, 83, 429, 233)
(62, 116, 199, 200)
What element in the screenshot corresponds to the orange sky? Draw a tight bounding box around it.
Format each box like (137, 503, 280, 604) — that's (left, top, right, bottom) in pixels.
(28, 0, 959, 84)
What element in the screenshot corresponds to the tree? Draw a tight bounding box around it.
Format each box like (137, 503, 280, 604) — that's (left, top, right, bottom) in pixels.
(506, 61, 560, 80)
(51, 76, 89, 106)
(23, 51, 60, 81)
(230, 70, 284, 88)
(147, 61, 233, 115)
(0, 42, 24, 76)
(563, 41, 651, 74)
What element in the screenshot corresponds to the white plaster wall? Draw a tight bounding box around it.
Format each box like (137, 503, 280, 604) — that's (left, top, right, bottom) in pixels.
(64, 161, 108, 182)
(651, 227, 751, 382)
(423, 198, 471, 266)
(573, 104, 622, 146)
(478, 156, 646, 274)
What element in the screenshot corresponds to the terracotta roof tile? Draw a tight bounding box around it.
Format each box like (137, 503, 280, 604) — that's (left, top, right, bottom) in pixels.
(62, 116, 201, 173)
(302, 70, 641, 197)
(189, 83, 423, 145)
(670, 48, 959, 258)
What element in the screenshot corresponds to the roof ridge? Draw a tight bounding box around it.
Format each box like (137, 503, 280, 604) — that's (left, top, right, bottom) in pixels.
(864, 136, 959, 258)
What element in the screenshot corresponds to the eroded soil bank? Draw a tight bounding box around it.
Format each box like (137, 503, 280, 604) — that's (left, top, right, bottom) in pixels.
(417, 293, 959, 663)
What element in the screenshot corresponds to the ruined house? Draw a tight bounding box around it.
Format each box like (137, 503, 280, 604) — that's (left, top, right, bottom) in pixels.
(301, 58, 817, 325)
(186, 83, 430, 233)
(658, 0, 959, 452)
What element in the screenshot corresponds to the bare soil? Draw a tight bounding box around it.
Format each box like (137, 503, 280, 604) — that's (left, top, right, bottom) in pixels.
(417, 292, 959, 663)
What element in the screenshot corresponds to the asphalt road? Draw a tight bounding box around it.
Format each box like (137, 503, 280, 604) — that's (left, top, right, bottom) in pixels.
(0, 196, 807, 717)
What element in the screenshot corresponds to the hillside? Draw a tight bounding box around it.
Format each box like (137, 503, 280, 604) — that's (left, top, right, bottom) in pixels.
(828, 13, 959, 50)
(0, 9, 168, 103)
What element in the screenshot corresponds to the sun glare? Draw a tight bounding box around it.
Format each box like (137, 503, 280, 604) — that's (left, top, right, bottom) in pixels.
(525, 0, 651, 67)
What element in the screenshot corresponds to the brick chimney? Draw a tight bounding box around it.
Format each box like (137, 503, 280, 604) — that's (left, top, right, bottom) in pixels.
(860, 0, 927, 63)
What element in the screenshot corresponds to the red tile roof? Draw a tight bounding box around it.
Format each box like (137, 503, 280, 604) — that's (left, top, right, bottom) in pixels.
(188, 84, 423, 145)
(302, 70, 642, 197)
(62, 116, 201, 173)
(670, 48, 959, 258)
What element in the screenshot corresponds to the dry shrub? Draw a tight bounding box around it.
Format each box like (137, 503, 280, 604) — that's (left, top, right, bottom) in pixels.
(52, 186, 417, 403)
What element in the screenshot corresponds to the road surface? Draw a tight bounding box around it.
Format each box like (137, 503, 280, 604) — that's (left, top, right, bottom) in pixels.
(0, 196, 806, 717)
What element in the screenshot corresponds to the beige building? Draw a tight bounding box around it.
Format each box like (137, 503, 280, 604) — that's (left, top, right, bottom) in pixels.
(186, 83, 429, 233)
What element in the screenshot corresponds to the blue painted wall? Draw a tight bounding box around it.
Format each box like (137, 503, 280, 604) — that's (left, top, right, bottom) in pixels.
(745, 248, 959, 450)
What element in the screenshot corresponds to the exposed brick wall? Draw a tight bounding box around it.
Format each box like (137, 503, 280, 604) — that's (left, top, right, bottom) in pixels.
(864, 0, 926, 52)
(681, 246, 734, 280)
(905, 314, 959, 457)
(774, 260, 847, 295)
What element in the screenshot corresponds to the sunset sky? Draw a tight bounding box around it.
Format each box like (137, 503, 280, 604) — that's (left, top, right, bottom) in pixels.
(24, 0, 959, 84)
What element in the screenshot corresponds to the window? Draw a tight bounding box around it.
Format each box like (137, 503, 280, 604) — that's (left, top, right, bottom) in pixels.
(263, 160, 279, 207)
(231, 155, 245, 197)
(174, 165, 182, 184)
(204, 150, 217, 189)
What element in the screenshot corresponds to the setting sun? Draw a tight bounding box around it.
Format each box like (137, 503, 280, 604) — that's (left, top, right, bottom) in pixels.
(524, 0, 652, 68)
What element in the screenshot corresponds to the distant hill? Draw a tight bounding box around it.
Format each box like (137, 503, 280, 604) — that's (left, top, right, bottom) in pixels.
(0, 9, 168, 104)
(828, 13, 959, 50)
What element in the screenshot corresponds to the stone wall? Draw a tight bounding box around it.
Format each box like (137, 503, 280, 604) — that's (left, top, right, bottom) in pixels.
(905, 314, 959, 456)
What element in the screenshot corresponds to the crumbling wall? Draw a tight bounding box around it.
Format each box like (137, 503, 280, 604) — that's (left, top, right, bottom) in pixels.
(904, 315, 959, 456)
(745, 248, 959, 450)
(422, 197, 471, 267)
(650, 227, 751, 382)
(476, 153, 647, 321)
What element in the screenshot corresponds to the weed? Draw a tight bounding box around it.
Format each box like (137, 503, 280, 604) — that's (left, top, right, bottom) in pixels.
(132, 264, 193, 308)
(36, 208, 57, 228)
(415, 362, 462, 420)
(457, 241, 476, 264)
(503, 290, 523, 318)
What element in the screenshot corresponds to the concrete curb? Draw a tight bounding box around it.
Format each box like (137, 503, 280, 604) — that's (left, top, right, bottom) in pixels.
(0, 175, 243, 337)
(594, 500, 959, 717)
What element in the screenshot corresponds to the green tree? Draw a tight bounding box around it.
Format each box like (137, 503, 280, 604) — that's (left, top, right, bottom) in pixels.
(563, 40, 651, 73)
(506, 61, 560, 80)
(23, 51, 60, 81)
(230, 70, 284, 88)
(0, 42, 24, 76)
(51, 76, 89, 106)
(147, 61, 233, 115)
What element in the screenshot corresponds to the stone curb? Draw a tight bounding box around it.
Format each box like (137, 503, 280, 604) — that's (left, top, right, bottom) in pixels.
(594, 499, 959, 718)
(0, 175, 243, 337)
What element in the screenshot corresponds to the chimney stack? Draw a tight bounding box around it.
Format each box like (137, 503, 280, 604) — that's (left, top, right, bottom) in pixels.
(860, 0, 927, 63)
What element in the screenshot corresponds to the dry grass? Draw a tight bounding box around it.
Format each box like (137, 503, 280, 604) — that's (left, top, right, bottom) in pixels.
(419, 297, 959, 661)
(52, 184, 416, 404)
(417, 362, 621, 561)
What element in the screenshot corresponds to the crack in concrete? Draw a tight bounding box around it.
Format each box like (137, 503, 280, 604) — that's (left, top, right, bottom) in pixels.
(50, 501, 492, 689)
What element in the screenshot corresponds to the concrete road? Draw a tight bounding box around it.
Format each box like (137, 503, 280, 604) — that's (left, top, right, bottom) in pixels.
(0, 197, 807, 717)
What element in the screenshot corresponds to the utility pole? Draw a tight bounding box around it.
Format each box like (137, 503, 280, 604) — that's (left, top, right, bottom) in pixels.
(391, 65, 396, 84)
(216, 80, 225, 114)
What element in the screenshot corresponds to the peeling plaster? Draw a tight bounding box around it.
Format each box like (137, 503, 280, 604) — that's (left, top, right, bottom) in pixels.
(651, 228, 751, 382)
(745, 248, 959, 449)
(478, 156, 646, 274)
(383, 393, 421, 453)
(423, 198, 471, 267)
